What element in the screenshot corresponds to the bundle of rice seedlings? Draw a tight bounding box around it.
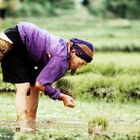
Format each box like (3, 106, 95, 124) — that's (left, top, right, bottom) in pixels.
(88, 116, 109, 136)
(55, 79, 75, 98)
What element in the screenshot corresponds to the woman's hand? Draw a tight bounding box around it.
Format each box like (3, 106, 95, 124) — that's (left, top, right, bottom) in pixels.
(59, 93, 76, 108)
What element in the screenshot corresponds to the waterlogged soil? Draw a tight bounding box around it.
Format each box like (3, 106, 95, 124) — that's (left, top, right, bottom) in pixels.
(0, 120, 87, 133)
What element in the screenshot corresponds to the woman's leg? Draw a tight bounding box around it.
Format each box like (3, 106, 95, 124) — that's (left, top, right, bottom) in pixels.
(15, 83, 30, 116)
(15, 82, 30, 131)
(26, 85, 40, 129)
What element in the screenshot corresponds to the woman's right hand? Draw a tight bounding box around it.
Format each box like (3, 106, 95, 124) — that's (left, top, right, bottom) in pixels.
(59, 93, 76, 108)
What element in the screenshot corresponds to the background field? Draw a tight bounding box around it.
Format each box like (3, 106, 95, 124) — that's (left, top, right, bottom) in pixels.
(0, 2, 140, 139)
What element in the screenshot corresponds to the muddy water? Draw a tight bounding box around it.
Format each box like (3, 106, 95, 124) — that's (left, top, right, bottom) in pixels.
(0, 120, 88, 134)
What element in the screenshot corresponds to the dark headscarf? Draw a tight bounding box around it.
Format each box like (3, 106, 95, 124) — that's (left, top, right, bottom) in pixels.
(70, 38, 94, 63)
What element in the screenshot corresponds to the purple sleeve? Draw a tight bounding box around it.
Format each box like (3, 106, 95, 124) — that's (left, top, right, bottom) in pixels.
(44, 84, 60, 100)
(36, 56, 69, 100)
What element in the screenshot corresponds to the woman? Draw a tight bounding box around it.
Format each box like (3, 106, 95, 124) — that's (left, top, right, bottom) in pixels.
(0, 22, 94, 131)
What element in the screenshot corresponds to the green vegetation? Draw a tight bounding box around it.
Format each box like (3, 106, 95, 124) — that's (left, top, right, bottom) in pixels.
(82, 0, 140, 19)
(6, 0, 140, 19)
(1, 16, 140, 52)
(0, 128, 14, 140)
(0, 94, 140, 139)
(66, 52, 140, 101)
(88, 116, 109, 135)
(0, 129, 138, 140)
(0, 4, 140, 139)
(55, 79, 75, 98)
(7, 0, 75, 17)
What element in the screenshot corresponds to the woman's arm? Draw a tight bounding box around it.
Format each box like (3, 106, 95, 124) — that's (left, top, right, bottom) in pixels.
(35, 81, 76, 108)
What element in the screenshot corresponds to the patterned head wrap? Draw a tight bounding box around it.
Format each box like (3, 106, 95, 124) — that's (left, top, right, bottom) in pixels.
(70, 38, 94, 63)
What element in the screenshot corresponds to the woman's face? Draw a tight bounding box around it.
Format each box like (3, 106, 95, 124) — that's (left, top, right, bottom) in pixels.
(69, 50, 87, 72)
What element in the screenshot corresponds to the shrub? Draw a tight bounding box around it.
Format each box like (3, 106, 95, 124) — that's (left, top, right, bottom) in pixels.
(128, 85, 140, 100)
(88, 87, 117, 100)
(14, 131, 88, 140)
(95, 44, 140, 52)
(86, 0, 140, 19)
(13, 0, 75, 17)
(69, 73, 140, 102)
(17, 1, 54, 17)
(0, 128, 14, 140)
(48, 0, 74, 9)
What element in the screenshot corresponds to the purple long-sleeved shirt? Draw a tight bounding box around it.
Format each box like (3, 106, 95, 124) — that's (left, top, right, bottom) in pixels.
(17, 22, 69, 100)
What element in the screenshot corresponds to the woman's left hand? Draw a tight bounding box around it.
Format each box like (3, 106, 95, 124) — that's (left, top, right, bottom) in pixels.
(59, 93, 76, 108)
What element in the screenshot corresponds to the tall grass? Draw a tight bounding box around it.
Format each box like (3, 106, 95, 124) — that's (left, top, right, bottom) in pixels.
(65, 73, 140, 101)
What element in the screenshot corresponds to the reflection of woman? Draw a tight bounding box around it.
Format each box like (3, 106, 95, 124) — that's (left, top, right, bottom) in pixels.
(1, 22, 94, 132)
